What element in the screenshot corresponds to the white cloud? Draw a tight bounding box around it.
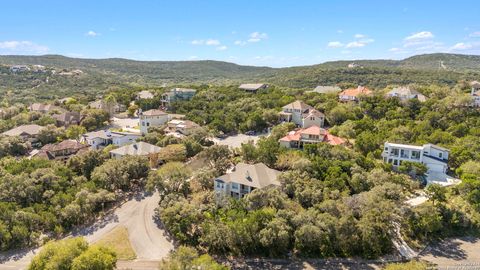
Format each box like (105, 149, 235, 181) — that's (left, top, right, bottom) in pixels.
(337, 30, 344, 34)
(234, 40, 247, 46)
(191, 40, 204, 45)
(191, 39, 220, 46)
(389, 47, 401, 52)
(346, 41, 366, 48)
(248, 32, 268, 43)
(327, 41, 344, 48)
(404, 31, 434, 41)
(86, 30, 100, 37)
(205, 39, 220, 46)
(450, 42, 473, 50)
(216, 45, 228, 51)
(0, 40, 49, 54)
(469, 31, 480, 38)
(354, 34, 366, 39)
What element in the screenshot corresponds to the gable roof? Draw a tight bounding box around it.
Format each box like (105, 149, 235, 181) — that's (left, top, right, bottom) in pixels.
(216, 163, 281, 189)
(310, 86, 342, 94)
(29, 103, 63, 112)
(109, 142, 162, 156)
(239, 83, 268, 91)
(470, 81, 480, 88)
(2, 124, 43, 137)
(303, 108, 325, 118)
(387, 87, 427, 102)
(42, 140, 88, 152)
(282, 100, 313, 111)
(141, 109, 167, 116)
(339, 86, 372, 97)
(279, 127, 345, 146)
(53, 111, 80, 123)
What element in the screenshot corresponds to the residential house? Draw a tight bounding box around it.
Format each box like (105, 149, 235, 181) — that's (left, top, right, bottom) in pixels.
(386, 87, 427, 102)
(136, 90, 154, 100)
(160, 88, 197, 108)
(52, 111, 81, 127)
(33, 140, 89, 161)
(88, 100, 126, 114)
(338, 86, 372, 102)
(307, 86, 342, 94)
(238, 83, 269, 93)
(279, 100, 325, 128)
(214, 163, 281, 199)
(347, 63, 362, 68)
(109, 142, 162, 161)
(470, 81, 480, 107)
(279, 126, 345, 149)
(10, 65, 30, 72)
(29, 103, 64, 114)
(2, 124, 44, 145)
(139, 109, 169, 135)
(165, 119, 200, 135)
(81, 130, 141, 150)
(381, 142, 449, 174)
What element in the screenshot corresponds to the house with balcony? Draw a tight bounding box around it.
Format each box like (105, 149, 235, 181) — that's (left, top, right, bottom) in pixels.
(160, 88, 196, 108)
(139, 109, 169, 135)
(214, 163, 281, 199)
(279, 100, 325, 128)
(382, 142, 450, 174)
(81, 130, 141, 150)
(279, 126, 345, 149)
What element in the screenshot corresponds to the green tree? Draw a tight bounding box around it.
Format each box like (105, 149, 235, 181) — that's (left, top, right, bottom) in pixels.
(66, 125, 87, 141)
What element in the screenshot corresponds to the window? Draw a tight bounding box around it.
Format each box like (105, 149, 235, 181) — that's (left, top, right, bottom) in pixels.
(400, 149, 409, 158)
(411, 151, 420, 159)
(391, 148, 399, 156)
(393, 159, 398, 166)
(310, 117, 315, 120)
(147, 123, 150, 126)
(439, 152, 443, 158)
(231, 183, 239, 190)
(142, 122, 145, 126)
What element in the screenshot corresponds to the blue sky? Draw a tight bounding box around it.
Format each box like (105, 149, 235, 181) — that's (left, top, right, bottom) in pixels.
(1, 0, 480, 67)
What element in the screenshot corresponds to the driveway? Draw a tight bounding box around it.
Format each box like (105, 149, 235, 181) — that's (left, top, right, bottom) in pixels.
(420, 236, 480, 269)
(0, 192, 173, 269)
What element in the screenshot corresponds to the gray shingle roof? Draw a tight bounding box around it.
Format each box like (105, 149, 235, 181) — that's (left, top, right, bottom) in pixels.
(217, 163, 281, 189)
(109, 142, 162, 156)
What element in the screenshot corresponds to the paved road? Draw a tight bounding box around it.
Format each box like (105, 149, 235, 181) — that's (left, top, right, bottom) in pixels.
(0, 192, 173, 270)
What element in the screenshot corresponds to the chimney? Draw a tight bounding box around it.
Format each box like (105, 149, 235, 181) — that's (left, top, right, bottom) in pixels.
(245, 171, 252, 181)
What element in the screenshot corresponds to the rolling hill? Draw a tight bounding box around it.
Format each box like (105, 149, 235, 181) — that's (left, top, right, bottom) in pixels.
(0, 53, 478, 103)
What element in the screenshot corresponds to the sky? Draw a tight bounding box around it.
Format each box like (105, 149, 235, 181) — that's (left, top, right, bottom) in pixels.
(1, 0, 480, 67)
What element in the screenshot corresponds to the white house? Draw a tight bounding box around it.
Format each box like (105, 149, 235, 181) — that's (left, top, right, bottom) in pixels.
(165, 119, 200, 135)
(382, 142, 450, 174)
(214, 163, 281, 199)
(279, 100, 325, 128)
(81, 130, 141, 150)
(109, 142, 162, 159)
(136, 90, 154, 100)
(386, 87, 427, 102)
(470, 81, 480, 107)
(139, 109, 169, 135)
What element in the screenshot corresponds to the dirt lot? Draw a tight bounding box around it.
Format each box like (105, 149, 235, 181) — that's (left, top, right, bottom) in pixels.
(419, 236, 480, 269)
(211, 133, 267, 148)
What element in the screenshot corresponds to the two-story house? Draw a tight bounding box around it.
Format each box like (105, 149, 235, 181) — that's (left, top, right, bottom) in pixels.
(386, 87, 427, 102)
(33, 140, 89, 161)
(52, 111, 81, 127)
(279, 100, 325, 128)
(381, 142, 450, 174)
(160, 88, 197, 108)
(279, 126, 345, 149)
(2, 124, 44, 146)
(214, 163, 281, 199)
(139, 109, 169, 135)
(338, 86, 372, 102)
(81, 130, 141, 150)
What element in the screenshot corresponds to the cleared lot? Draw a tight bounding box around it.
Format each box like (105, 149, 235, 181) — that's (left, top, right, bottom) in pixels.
(420, 236, 480, 269)
(211, 133, 267, 148)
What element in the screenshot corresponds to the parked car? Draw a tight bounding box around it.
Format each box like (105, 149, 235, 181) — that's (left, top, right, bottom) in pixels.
(245, 130, 256, 136)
